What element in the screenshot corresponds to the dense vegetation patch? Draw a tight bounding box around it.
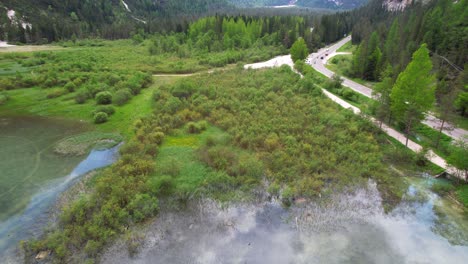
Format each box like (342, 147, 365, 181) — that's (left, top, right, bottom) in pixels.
(152, 66, 405, 200)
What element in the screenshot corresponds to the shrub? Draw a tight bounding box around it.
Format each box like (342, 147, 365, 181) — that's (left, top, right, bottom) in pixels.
(341, 88, 354, 101)
(144, 143, 159, 157)
(0, 92, 9, 105)
(0, 78, 15, 90)
(84, 240, 101, 257)
(75, 90, 89, 104)
(281, 186, 295, 206)
(147, 132, 165, 145)
(46, 89, 66, 99)
(113, 89, 133, 106)
(95, 91, 112, 105)
(149, 176, 174, 196)
(93, 112, 108, 124)
(127, 194, 159, 222)
(64, 82, 77, 92)
(93, 105, 115, 116)
(456, 185, 468, 207)
(187, 121, 207, 134)
(125, 233, 144, 258)
(87, 84, 109, 97)
(172, 80, 196, 99)
(43, 77, 58, 88)
(120, 141, 144, 155)
(126, 80, 142, 95)
(267, 182, 280, 196)
(430, 181, 455, 195)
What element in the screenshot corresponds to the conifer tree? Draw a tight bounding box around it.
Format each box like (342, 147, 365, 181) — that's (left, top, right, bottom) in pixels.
(391, 44, 436, 146)
(373, 65, 393, 128)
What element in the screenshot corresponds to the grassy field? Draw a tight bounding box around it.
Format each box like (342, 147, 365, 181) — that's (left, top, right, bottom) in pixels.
(0, 73, 185, 139)
(152, 125, 252, 203)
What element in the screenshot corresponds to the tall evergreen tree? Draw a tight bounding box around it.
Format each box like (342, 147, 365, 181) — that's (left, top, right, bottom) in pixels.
(383, 19, 400, 67)
(391, 44, 436, 146)
(364, 32, 382, 81)
(373, 65, 393, 128)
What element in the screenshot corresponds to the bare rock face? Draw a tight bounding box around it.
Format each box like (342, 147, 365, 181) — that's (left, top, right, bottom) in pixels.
(383, 0, 413, 11)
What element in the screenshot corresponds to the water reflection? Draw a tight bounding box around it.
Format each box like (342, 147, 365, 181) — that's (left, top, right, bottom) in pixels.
(102, 180, 468, 264)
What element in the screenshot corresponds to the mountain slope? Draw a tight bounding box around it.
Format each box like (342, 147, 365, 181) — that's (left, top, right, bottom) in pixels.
(0, 0, 234, 42)
(228, 0, 369, 9)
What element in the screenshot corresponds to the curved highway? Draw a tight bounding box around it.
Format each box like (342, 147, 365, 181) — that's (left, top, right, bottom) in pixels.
(307, 36, 468, 142)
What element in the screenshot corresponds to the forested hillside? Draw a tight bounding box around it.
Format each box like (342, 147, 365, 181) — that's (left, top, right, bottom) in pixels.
(229, 0, 369, 9)
(228, 0, 291, 7)
(312, 0, 466, 121)
(0, 0, 372, 44)
(296, 0, 369, 9)
(0, 0, 235, 42)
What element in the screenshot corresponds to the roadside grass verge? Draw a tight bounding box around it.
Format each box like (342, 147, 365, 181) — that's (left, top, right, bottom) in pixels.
(336, 41, 356, 53)
(326, 54, 378, 89)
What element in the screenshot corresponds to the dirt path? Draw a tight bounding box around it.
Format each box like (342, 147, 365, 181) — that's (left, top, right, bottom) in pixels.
(153, 73, 196, 77)
(153, 66, 232, 78)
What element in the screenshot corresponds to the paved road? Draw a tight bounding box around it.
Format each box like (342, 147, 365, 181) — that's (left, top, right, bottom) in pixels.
(307, 36, 468, 143)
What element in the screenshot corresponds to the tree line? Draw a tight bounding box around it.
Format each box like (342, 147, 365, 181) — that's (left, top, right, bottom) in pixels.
(348, 0, 467, 119)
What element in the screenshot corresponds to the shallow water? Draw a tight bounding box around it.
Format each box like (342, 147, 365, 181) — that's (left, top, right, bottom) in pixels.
(0, 116, 87, 220)
(102, 180, 468, 264)
(0, 116, 119, 257)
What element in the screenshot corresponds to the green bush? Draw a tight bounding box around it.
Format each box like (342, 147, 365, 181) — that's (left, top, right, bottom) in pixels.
(187, 121, 207, 134)
(149, 176, 174, 196)
(0, 92, 9, 105)
(147, 132, 165, 145)
(120, 141, 144, 155)
(46, 89, 66, 99)
(0, 78, 15, 90)
(430, 180, 455, 195)
(267, 182, 281, 196)
(95, 91, 112, 105)
(113, 89, 133, 106)
(87, 84, 109, 97)
(64, 82, 77, 92)
(75, 91, 89, 104)
(456, 184, 468, 207)
(93, 112, 109, 124)
(341, 88, 354, 101)
(127, 194, 159, 222)
(281, 186, 295, 206)
(93, 105, 115, 116)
